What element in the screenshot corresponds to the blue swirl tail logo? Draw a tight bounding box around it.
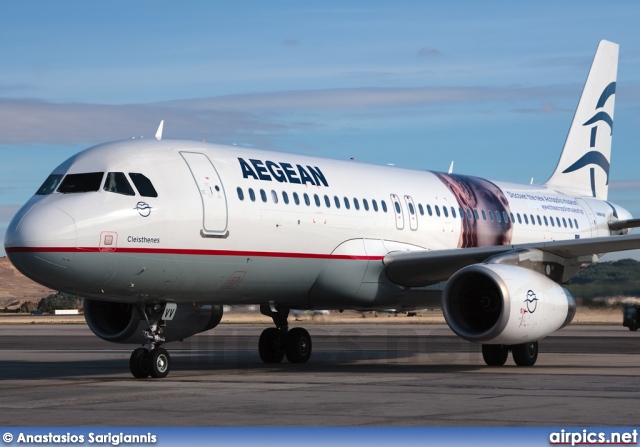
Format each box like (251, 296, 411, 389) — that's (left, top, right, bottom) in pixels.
(562, 82, 615, 197)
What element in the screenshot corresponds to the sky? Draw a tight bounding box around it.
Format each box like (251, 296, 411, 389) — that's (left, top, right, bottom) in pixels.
(1, 1, 640, 259)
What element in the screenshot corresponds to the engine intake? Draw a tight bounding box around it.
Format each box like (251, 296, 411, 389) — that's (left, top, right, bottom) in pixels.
(442, 264, 575, 345)
(84, 298, 223, 344)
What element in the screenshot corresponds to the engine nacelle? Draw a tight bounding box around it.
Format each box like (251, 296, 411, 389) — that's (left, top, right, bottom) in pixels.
(442, 264, 575, 345)
(84, 299, 223, 344)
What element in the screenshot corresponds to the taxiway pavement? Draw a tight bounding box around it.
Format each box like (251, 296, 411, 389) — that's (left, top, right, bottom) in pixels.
(1, 324, 639, 426)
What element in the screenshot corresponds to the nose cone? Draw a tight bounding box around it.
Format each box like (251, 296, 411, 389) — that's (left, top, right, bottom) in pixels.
(4, 200, 78, 290)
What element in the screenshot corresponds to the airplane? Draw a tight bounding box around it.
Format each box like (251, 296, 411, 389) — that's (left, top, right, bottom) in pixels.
(5, 40, 640, 379)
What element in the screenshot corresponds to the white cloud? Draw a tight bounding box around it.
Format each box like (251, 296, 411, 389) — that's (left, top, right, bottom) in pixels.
(610, 179, 640, 191)
(282, 38, 300, 47)
(0, 99, 282, 145)
(163, 86, 562, 111)
(417, 47, 442, 58)
(0, 84, 582, 146)
(0, 204, 20, 222)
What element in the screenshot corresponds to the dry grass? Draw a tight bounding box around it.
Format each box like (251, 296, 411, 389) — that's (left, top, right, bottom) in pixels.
(0, 307, 622, 325)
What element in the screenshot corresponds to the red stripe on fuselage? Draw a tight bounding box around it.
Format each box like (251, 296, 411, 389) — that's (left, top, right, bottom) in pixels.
(5, 246, 383, 261)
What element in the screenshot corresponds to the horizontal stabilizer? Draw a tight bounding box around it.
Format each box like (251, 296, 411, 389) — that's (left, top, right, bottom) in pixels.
(608, 218, 640, 231)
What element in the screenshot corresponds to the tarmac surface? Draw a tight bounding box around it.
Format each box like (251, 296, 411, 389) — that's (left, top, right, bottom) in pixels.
(1, 322, 640, 426)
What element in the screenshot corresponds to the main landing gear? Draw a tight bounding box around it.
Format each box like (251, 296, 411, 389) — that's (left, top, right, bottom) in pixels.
(482, 341, 538, 367)
(129, 304, 171, 379)
(258, 304, 312, 364)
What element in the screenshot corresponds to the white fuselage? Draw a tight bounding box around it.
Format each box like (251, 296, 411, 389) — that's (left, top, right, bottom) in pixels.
(4, 138, 631, 310)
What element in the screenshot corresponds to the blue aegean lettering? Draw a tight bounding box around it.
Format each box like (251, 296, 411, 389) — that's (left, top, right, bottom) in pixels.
(238, 157, 329, 186)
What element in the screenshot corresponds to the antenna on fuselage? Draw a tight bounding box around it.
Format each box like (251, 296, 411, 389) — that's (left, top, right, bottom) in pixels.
(448, 161, 454, 174)
(155, 120, 164, 141)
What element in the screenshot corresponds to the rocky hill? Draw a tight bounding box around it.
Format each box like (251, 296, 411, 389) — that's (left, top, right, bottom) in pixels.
(0, 257, 56, 309)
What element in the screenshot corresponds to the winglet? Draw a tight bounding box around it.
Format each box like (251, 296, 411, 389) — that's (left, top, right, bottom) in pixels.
(155, 120, 164, 141)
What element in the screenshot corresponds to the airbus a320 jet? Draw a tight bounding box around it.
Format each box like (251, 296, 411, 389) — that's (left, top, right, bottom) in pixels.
(6, 40, 640, 378)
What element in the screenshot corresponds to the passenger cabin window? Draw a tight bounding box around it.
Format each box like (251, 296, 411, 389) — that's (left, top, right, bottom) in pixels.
(237, 187, 244, 200)
(58, 172, 104, 194)
(104, 172, 135, 196)
(260, 189, 267, 202)
(36, 174, 63, 195)
(283, 191, 289, 204)
(129, 173, 158, 197)
(249, 188, 256, 202)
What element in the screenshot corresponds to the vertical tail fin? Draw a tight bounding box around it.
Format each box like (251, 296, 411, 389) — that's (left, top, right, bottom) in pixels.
(544, 40, 618, 199)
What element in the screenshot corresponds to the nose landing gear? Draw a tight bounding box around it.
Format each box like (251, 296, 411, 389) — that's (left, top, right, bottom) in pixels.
(259, 304, 312, 364)
(129, 303, 172, 379)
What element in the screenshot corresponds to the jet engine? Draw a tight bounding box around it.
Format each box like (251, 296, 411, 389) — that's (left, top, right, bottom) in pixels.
(442, 264, 575, 345)
(84, 298, 223, 344)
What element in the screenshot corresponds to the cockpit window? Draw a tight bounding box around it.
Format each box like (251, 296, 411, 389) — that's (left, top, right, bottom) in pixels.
(36, 174, 63, 195)
(104, 172, 135, 196)
(57, 172, 104, 194)
(129, 173, 158, 197)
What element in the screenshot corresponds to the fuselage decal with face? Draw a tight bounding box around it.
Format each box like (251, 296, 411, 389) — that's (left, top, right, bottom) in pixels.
(433, 172, 513, 248)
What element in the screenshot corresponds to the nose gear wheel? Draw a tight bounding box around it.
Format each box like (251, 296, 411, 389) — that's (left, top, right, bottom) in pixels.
(129, 303, 173, 379)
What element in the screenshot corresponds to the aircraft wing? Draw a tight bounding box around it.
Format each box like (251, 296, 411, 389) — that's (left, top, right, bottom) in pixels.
(383, 233, 640, 287)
